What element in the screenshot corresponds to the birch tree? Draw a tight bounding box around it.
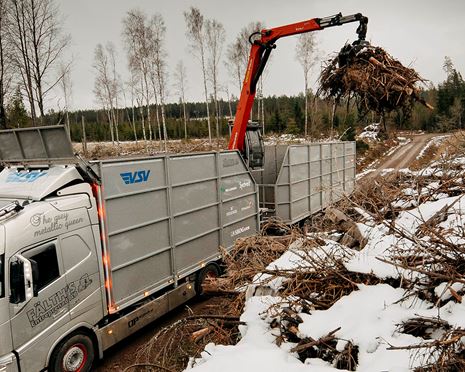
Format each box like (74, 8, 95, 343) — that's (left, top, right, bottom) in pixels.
(225, 38, 243, 94)
(0, 0, 13, 128)
(184, 7, 212, 146)
(295, 33, 317, 138)
(174, 60, 188, 139)
(93, 43, 120, 144)
(123, 9, 153, 143)
(124, 71, 138, 142)
(8, 0, 70, 123)
(205, 19, 225, 147)
(149, 13, 168, 151)
(58, 62, 72, 137)
(228, 22, 264, 122)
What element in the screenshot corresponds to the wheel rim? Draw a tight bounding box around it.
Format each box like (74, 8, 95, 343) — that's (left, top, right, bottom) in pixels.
(62, 343, 88, 372)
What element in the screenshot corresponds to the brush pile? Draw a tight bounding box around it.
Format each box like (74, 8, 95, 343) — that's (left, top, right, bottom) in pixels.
(318, 44, 432, 117)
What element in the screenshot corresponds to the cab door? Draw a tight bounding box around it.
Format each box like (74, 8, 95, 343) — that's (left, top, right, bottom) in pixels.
(59, 226, 102, 323)
(9, 241, 70, 357)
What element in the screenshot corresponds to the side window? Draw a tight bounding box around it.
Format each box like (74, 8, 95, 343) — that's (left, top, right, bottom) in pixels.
(25, 244, 60, 292)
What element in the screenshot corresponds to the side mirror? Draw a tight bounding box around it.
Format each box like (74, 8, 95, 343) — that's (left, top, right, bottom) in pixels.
(9, 255, 36, 305)
(10, 260, 25, 304)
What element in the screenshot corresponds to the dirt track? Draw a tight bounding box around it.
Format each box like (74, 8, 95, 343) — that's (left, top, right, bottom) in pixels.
(370, 133, 438, 176)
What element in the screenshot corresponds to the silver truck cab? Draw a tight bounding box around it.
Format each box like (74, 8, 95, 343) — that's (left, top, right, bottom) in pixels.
(0, 127, 105, 371)
(0, 166, 105, 372)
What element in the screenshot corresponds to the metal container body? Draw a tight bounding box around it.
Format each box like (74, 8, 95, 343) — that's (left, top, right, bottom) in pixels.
(94, 151, 259, 311)
(253, 142, 356, 225)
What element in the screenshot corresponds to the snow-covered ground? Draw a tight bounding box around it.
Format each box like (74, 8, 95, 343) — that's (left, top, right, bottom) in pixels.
(357, 123, 381, 141)
(415, 135, 451, 160)
(186, 153, 465, 371)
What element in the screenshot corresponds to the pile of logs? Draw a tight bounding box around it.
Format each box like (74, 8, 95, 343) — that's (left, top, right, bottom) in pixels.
(318, 44, 433, 117)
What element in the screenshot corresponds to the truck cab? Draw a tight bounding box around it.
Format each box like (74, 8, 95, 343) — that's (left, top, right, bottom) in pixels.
(0, 166, 105, 372)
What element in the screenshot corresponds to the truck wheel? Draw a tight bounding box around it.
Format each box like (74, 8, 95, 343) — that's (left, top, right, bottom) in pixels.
(196, 263, 220, 295)
(50, 333, 95, 372)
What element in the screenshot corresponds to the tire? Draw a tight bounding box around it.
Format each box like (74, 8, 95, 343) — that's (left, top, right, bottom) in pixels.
(196, 263, 221, 295)
(49, 332, 95, 372)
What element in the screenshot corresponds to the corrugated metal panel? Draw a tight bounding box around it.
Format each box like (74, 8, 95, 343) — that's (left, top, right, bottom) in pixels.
(255, 142, 356, 225)
(95, 151, 259, 311)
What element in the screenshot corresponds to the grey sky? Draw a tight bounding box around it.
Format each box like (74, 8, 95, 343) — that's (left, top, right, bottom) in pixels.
(59, 0, 465, 111)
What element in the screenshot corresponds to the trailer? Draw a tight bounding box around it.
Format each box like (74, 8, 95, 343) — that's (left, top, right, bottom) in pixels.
(93, 151, 259, 312)
(252, 142, 356, 224)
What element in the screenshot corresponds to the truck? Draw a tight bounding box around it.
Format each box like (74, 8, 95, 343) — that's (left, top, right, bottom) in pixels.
(0, 12, 367, 372)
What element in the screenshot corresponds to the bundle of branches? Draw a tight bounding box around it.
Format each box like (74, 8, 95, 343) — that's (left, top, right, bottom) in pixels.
(318, 44, 432, 117)
(414, 328, 465, 372)
(260, 245, 381, 315)
(260, 249, 378, 371)
(272, 320, 359, 371)
(388, 326, 465, 372)
(219, 221, 306, 289)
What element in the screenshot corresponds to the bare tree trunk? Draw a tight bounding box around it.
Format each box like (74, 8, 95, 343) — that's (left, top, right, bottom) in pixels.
(151, 80, 162, 150)
(225, 87, 233, 119)
(184, 7, 212, 147)
(106, 109, 114, 144)
(183, 100, 188, 140)
(201, 51, 212, 146)
(139, 104, 147, 144)
(11, 0, 36, 124)
(137, 81, 147, 143)
(304, 76, 308, 138)
(174, 61, 189, 140)
(132, 106, 137, 142)
(331, 100, 337, 139)
(81, 115, 87, 155)
(260, 80, 265, 135)
(143, 75, 153, 141)
(214, 90, 220, 148)
(154, 94, 162, 151)
(311, 96, 318, 140)
(160, 101, 168, 151)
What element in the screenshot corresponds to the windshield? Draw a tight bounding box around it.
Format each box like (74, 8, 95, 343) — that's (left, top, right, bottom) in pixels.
(0, 254, 3, 298)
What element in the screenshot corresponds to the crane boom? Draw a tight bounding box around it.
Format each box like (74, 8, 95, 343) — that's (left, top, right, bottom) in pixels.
(228, 13, 368, 168)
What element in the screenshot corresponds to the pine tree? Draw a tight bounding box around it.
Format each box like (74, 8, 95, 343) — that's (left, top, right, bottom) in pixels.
(7, 87, 29, 128)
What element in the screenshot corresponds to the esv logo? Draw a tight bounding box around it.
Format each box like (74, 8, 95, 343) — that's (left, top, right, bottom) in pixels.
(6, 171, 46, 183)
(120, 170, 151, 185)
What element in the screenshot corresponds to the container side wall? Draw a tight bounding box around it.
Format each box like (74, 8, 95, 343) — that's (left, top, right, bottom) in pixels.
(99, 151, 259, 311)
(268, 142, 356, 224)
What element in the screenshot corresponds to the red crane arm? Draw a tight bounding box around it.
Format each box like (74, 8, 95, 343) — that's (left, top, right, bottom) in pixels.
(228, 13, 368, 152)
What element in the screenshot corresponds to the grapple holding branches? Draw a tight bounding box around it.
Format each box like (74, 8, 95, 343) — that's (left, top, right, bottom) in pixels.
(318, 43, 433, 117)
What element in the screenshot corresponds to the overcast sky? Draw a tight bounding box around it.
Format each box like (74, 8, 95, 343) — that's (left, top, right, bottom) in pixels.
(59, 0, 465, 111)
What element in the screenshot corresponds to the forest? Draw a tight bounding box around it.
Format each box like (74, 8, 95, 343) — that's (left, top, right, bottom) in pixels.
(0, 1, 464, 144)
